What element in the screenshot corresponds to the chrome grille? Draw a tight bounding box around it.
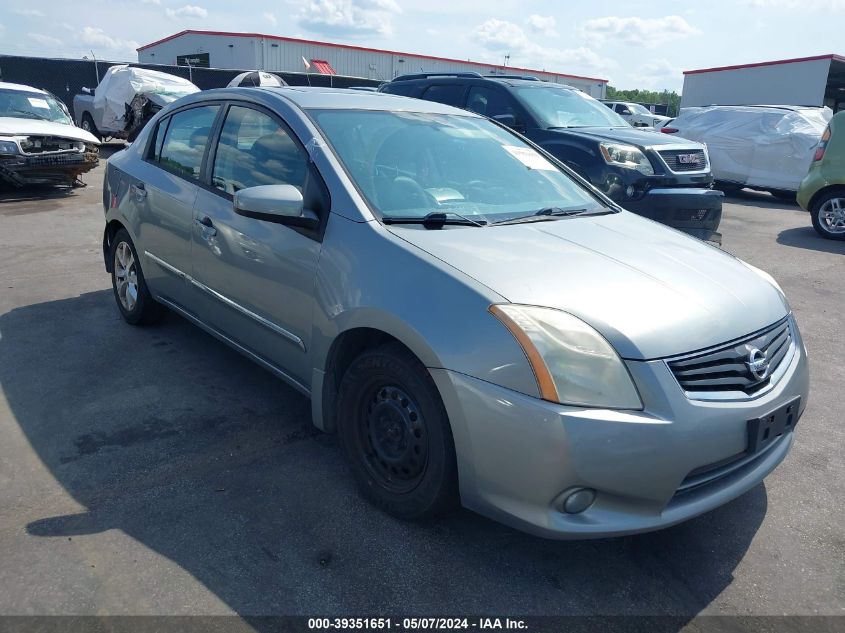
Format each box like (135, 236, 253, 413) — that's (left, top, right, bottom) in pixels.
(668, 318, 793, 397)
(658, 149, 707, 172)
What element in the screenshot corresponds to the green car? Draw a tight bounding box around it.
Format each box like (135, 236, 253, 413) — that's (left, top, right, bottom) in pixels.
(798, 111, 845, 240)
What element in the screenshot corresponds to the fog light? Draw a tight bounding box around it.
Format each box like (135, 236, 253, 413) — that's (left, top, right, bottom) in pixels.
(626, 185, 635, 198)
(562, 488, 596, 514)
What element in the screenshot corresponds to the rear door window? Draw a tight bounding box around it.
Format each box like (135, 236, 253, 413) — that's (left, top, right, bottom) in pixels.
(156, 105, 220, 180)
(466, 87, 517, 119)
(421, 84, 465, 107)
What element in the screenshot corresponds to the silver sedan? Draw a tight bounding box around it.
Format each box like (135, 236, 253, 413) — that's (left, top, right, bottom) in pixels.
(102, 87, 809, 538)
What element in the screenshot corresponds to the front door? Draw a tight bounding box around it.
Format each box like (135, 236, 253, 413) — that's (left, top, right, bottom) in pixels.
(190, 103, 328, 389)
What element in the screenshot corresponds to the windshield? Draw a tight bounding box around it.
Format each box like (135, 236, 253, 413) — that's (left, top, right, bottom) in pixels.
(312, 109, 606, 222)
(517, 87, 627, 129)
(628, 103, 653, 116)
(0, 89, 72, 124)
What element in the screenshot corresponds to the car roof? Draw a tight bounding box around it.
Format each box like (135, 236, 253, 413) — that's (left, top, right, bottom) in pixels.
(202, 86, 483, 116)
(0, 81, 47, 95)
(388, 74, 577, 90)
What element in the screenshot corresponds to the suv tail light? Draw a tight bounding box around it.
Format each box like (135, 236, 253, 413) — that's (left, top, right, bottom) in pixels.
(814, 127, 831, 161)
(661, 127, 679, 134)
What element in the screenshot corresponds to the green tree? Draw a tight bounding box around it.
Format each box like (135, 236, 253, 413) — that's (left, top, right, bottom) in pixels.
(606, 86, 682, 117)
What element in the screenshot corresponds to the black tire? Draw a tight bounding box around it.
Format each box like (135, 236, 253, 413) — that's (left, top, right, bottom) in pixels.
(336, 342, 458, 519)
(810, 189, 845, 241)
(80, 113, 102, 142)
(715, 181, 743, 195)
(110, 229, 167, 324)
(771, 190, 797, 203)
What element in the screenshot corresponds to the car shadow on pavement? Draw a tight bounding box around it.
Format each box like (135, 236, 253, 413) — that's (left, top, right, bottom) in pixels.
(1, 290, 767, 626)
(721, 189, 799, 211)
(777, 227, 845, 255)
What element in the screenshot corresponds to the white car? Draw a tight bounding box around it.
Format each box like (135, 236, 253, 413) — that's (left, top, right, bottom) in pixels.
(0, 81, 100, 187)
(604, 101, 671, 129)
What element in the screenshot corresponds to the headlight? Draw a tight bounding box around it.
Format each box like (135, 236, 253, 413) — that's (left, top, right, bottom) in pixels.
(599, 142, 654, 175)
(490, 305, 642, 409)
(0, 140, 19, 155)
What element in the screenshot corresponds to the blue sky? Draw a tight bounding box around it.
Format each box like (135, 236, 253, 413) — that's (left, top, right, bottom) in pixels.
(0, 0, 836, 90)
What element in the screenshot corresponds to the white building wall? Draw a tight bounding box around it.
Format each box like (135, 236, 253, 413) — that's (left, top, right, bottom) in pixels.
(680, 58, 831, 108)
(138, 33, 607, 98)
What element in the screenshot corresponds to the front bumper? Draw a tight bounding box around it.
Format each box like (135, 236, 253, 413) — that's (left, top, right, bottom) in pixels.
(623, 187, 724, 244)
(431, 323, 808, 539)
(0, 150, 99, 186)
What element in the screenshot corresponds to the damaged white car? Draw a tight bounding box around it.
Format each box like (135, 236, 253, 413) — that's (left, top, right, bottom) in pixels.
(73, 65, 200, 142)
(0, 82, 99, 188)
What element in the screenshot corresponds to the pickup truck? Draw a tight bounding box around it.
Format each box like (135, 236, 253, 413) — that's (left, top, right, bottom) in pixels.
(73, 64, 199, 141)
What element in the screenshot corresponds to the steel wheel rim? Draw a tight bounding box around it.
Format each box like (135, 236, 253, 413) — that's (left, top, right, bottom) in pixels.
(114, 242, 139, 312)
(819, 197, 845, 234)
(358, 383, 428, 494)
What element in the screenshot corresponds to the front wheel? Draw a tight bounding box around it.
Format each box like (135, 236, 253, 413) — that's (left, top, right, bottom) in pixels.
(81, 113, 102, 142)
(110, 229, 166, 324)
(336, 343, 458, 519)
(810, 190, 845, 241)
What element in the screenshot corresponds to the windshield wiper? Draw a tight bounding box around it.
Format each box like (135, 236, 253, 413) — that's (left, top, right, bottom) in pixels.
(382, 211, 487, 227)
(7, 108, 49, 121)
(490, 207, 596, 226)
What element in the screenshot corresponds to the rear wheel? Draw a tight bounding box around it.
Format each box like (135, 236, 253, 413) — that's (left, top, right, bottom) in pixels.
(336, 343, 458, 519)
(811, 190, 845, 240)
(110, 229, 166, 324)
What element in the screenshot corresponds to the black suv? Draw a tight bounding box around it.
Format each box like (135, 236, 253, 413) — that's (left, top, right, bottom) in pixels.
(380, 73, 723, 243)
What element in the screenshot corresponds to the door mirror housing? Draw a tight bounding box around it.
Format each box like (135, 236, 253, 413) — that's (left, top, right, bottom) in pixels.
(492, 113, 525, 133)
(233, 184, 318, 229)
(620, 108, 632, 116)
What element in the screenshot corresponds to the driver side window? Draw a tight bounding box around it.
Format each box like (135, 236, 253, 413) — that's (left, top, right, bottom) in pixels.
(211, 105, 308, 195)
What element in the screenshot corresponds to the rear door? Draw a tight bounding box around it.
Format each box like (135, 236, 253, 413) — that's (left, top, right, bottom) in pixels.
(189, 102, 330, 388)
(127, 103, 221, 307)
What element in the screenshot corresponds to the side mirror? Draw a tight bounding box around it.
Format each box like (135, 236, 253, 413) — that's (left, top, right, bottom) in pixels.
(233, 184, 319, 229)
(492, 113, 525, 133)
(81, 87, 93, 95)
(620, 109, 632, 116)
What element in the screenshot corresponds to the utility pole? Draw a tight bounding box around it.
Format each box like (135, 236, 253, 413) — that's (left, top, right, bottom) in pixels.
(91, 50, 99, 84)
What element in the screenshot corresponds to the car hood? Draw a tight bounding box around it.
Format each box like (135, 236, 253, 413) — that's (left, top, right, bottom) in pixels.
(0, 117, 100, 144)
(389, 212, 787, 360)
(552, 126, 701, 149)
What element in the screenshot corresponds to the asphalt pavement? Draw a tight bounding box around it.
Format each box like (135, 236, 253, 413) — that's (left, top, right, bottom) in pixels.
(0, 151, 842, 627)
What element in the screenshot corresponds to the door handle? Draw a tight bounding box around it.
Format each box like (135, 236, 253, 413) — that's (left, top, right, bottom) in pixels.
(130, 182, 146, 201)
(195, 216, 218, 237)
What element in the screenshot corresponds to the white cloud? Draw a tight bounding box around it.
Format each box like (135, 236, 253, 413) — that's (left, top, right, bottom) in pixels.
(473, 18, 615, 74)
(142, 0, 162, 4)
(165, 4, 208, 19)
(78, 26, 140, 55)
(628, 59, 682, 89)
(525, 14, 557, 37)
(263, 12, 278, 26)
(581, 15, 701, 48)
(747, 0, 845, 8)
(298, 0, 402, 38)
(13, 9, 45, 17)
(28, 32, 63, 47)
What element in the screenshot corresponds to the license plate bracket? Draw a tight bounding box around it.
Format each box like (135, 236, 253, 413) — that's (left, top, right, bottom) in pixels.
(747, 397, 800, 454)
